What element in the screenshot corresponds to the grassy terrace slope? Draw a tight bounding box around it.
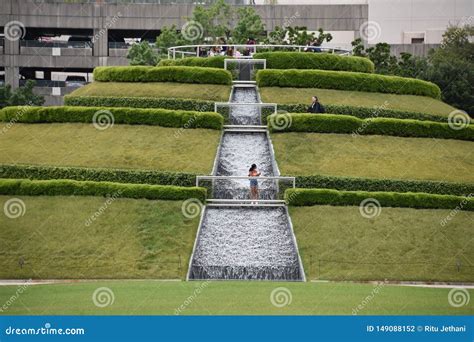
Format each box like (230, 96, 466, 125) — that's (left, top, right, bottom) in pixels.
(0, 123, 220, 174)
(290, 206, 474, 282)
(260, 87, 456, 117)
(0, 196, 199, 279)
(70, 82, 231, 102)
(0, 281, 471, 315)
(271, 133, 474, 183)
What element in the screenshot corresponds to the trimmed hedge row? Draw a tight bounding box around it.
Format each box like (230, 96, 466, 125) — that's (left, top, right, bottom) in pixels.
(256, 69, 441, 99)
(0, 106, 223, 130)
(285, 188, 474, 211)
(277, 103, 449, 123)
(93, 66, 232, 85)
(267, 113, 474, 141)
(0, 164, 196, 187)
(253, 52, 375, 73)
(64, 96, 215, 112)
(0, 178, 207, 201)
(294, 174, 474, 197)
(158, 56, 229, 68)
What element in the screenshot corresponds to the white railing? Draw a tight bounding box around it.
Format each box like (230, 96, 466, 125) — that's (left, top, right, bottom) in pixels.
(196, 175, 296, 188)
(168, 44, 351, 59)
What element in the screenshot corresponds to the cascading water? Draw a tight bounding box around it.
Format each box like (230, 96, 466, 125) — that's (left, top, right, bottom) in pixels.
(188, 85, 304, 281)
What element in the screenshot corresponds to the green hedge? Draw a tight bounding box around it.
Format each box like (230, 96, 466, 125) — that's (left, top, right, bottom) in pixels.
(0, 164, 196, 187)
(294, 174, 474, 197)
(253, 52, 375, 73)
(0, 106, 223, 130)
(267, 113, 474, 141)
(285, 188, 474, 211)
(93, 66, 232, 85)
(158, 56, 229, 68)
(64, 96, 215, 112)
(256, 69, 441, 99)
(0, 178, 207, 201)
(277, 103, 449, 123)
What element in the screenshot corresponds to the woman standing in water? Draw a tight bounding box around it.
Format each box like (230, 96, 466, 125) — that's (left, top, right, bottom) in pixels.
(248, 164, 261, 202)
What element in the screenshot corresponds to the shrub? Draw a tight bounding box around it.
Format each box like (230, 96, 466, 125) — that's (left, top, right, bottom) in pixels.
(64, 96, 215, 112)
(285, 188, 474, 211)
(0, 178, 207, 201)
(0, 106, 223, 130)
(267, 113, 474, 141)
(158, 56, 229, 68)
(93, 66, 232, 85)
(0, 164, 196, 187)
(256, 69, 441, 99)
(254, 52, 375, 73)
(294, 174, 474, 197)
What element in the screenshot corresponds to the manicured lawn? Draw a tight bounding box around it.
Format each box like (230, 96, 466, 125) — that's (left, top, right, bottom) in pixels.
(0, 123, 220, 174)
(290, 205, 474, 282)
(0, 196, 199, 279)
(0, 281, 471, 315)
(70, 82, 231, 102)
(271, 133, 474, 183)
(260, 87, 457, 117)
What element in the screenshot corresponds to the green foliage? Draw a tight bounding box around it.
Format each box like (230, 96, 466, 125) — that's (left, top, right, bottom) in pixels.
(285, 188, 474, 211)
(156, 25, 187, 57)
(267, 113, 473, 140)
(0, 178, 206, 201)
(158, 56, 227, 68)
(0, 106, 224, 130)
(232, 6, 265, 43)
(0, 164, 196, 187)
(253, 52, 374, 73)
(126, 41, 159, 66)
(294, 174, 474, 197)
(190, 0, 233, 43)
(0, 80, 44, 109)
(93, 66, 232, 85)
(64, 95, 215, 112)
(256, 69, 441, 98)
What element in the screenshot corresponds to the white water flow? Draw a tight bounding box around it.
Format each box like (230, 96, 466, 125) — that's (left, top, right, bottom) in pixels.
(189, 86, 304, 281)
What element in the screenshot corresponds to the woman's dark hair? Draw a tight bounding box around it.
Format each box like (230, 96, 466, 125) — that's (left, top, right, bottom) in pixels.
(314, 96, 318, 101)
(249, 164, 257, 171)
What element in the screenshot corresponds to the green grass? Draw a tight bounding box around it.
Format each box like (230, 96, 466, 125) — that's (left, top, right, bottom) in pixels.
(290, 206, 474, 282)
(70, 82, 231, 102)
(0, 281, 471, 315)
(260, 87, 457, 117)
(0, 123, 220, 174)
(0, 196, 199, 279)
(271, 133, 474, 183)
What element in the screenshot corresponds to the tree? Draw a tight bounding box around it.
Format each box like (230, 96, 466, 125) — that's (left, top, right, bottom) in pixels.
(156, 25, 186, 57)
(265, 26, 287, 45)
(365, 43, 398, 74)
(287, 26, 315, 46)
(126, 41, 159, 65)
(0, 80, 44, 108)
(313, 28, 333, 46)
(232, 6, 265, 43)
(190, 0, 233, 43)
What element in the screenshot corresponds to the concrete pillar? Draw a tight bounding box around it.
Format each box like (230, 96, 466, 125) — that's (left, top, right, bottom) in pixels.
(4, 38, 20, 88)
(93, 27, 108, 59)
(5, 66, 19, 89)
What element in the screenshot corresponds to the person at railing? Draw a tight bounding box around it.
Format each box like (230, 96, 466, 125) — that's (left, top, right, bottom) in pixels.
(248, 164, 261, 202)
(307, 96, 326, 114)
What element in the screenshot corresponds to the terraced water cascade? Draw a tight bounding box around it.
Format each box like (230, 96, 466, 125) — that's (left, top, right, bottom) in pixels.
(188, 85, 305, 281)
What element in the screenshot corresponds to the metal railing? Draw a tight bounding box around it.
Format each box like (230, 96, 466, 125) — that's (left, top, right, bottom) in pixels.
(215, 102, 277, 125)
(20, 40, 92, 49)
(168, 44, 351, 59)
